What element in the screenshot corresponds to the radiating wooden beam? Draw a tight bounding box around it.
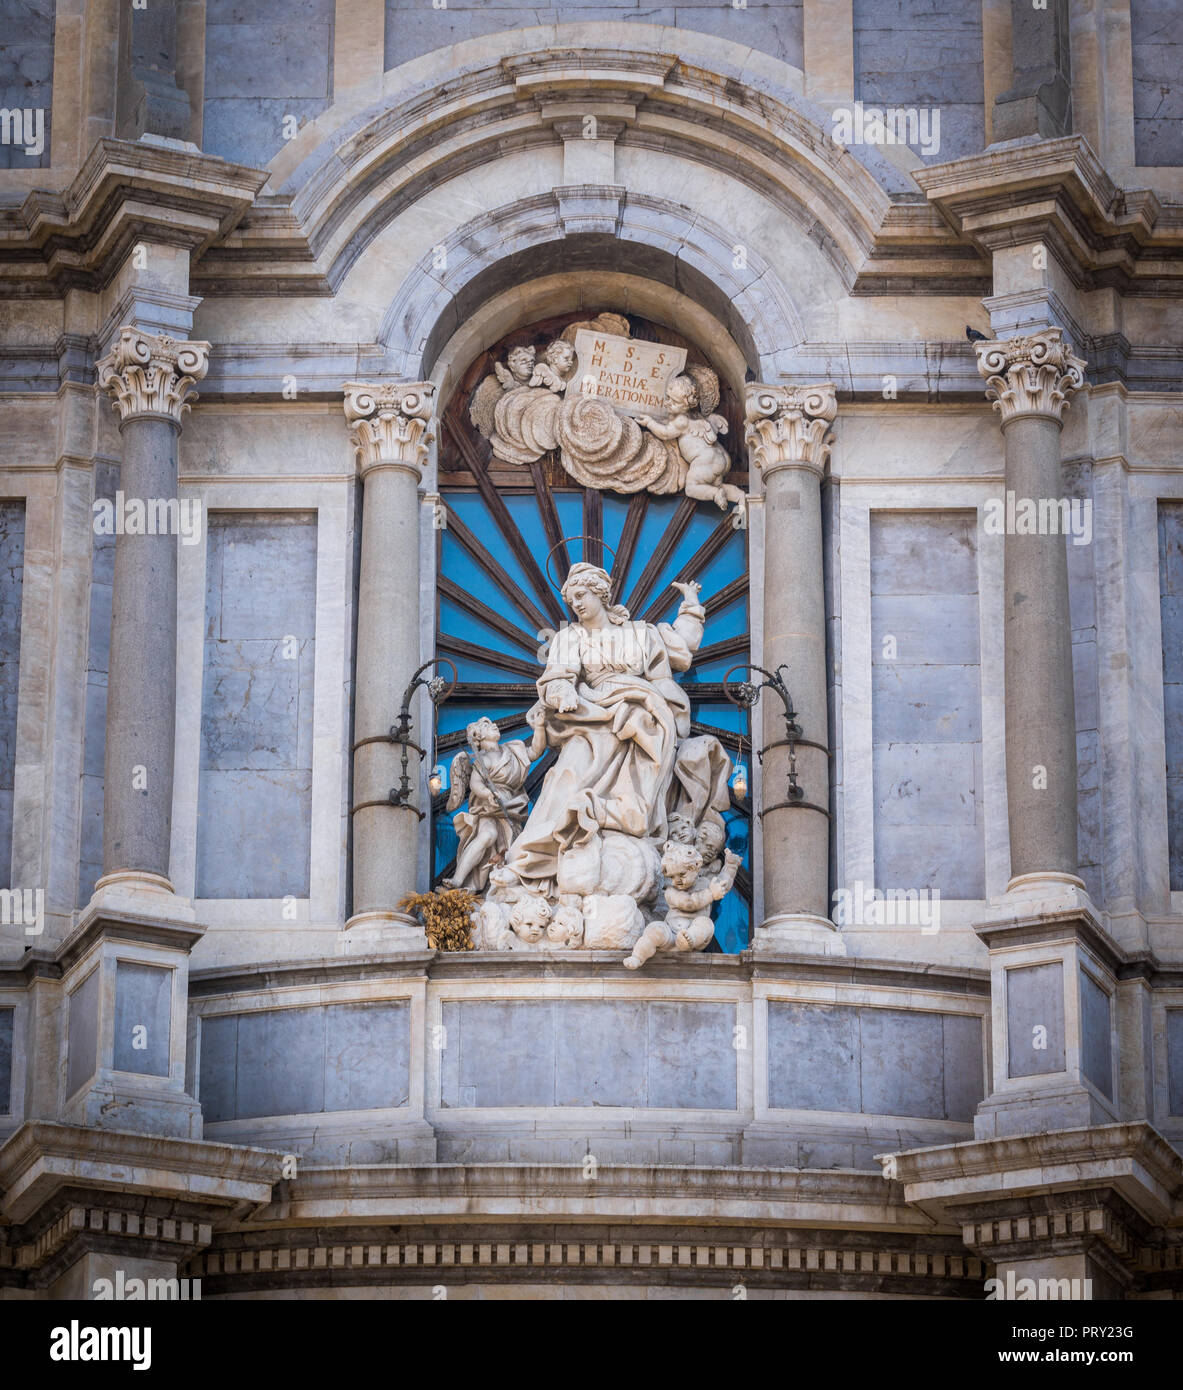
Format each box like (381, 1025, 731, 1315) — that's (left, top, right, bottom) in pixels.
(438, 633, 542, 681)
(624, 496, 696, 616)
(611, 492, 648, 603)
(437, 574, 540, 656)
(443, 508, 550, 637)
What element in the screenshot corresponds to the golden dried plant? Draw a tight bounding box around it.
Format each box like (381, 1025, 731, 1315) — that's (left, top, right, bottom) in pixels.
(399, 888, 478, 951)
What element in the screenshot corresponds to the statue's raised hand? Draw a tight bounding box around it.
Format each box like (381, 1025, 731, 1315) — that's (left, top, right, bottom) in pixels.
(671, 580, 702, 605)
(548, 680, 579, 713)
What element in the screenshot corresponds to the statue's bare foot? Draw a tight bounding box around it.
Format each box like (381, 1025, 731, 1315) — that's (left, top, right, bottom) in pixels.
(623, 954, 642, 970)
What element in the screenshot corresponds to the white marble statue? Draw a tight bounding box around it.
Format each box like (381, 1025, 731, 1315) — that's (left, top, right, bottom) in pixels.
(624, 842, 741, 970)
(468, 315, 743, 510)
(449, 560, 743, 965)
(444, 714, 547, 891)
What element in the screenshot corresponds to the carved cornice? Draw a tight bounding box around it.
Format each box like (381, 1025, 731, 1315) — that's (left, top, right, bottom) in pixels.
(744, 383, 838, 477)
(342, 381, 435, 475)
(974, 328, 1085, 426)
(96, 327, 210, 425)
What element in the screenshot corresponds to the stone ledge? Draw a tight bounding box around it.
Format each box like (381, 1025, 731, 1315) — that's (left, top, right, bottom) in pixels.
(0, 1122, 286, 1226)
(878, 1122, 1183, 1228)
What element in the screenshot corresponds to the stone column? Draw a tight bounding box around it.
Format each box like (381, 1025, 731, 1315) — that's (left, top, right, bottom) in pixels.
(745, 384, 843, 954)
(975, 329, 1085, 890)
(95, 328, 209, 901)
(342, 382, 435, 949)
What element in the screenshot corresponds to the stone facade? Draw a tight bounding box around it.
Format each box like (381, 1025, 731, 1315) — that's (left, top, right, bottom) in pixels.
(1, 0, 1183, 1303)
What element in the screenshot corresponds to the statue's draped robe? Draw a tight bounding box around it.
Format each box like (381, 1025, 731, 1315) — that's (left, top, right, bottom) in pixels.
(505, 607, 705, 889)
(452, 741, 532, 889)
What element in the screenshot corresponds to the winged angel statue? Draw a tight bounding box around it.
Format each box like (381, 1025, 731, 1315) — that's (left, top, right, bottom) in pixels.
(469, 314, 744, 517)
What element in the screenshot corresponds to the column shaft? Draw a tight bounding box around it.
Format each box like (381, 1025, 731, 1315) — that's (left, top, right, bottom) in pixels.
(103, 416, 180, 878)
(342, 382, 435, 933)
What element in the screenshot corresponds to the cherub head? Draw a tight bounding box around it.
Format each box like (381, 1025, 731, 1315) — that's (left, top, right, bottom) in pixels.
(466, 716, 500, 753)
(544, 339, 576, 376)
(666, 813, 697, 847)
(509, 895, 552, 942)
(506, 345, 536, 381)
(661, 840, 704, 891)
(695, 817, 726, 868)
(665, 374, 700, 413)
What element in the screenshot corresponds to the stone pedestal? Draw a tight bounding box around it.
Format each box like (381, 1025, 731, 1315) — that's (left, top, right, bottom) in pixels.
(745, 384, 844, 956)
(341, 383, 435, 950)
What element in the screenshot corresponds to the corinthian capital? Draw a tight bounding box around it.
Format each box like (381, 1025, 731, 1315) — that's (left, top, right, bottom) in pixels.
(343, 381, 435, 475)
(974, 328, 1086, 426)
(744, 383, 838, 477)
(97, 328, 211, 425)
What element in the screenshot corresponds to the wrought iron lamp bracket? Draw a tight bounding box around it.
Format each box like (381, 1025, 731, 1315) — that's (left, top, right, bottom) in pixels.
(723, 662, 809, 808)
(388, 657, 457, 815)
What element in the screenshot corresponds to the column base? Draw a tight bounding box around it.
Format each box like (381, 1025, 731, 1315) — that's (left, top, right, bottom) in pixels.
(82, 871, 197, 929)
(65, 1080, 203, 1140)
(974, 1082, 1116, 1141)
(751, 913, 846, 957)
(338, 910, 429, 954)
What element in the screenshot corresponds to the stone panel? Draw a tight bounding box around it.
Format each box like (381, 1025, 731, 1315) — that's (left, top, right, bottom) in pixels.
(1078, 969, 1113, 1100)
(78, 462, 116, 905)
(66, 968, 100, 1099)
(324, 1001, 411, 1112)
(1158, 503, 1183, 888)
(768, 1000, 983, 1120)
(196, 514, 317, 898)
(0, 501, 23, 889)
(202, 0, 334, 166)
(441, 999, 737, 1109)
(0, 1005, 11, 1114)
(383, 1, 803, 73)
(1006, 961, 1066, 1078)
(0, 0, 54, 169)
(198, 1012, 239, 1124)
(112, 962, 172, 1078)
(1168, 1010, 1183, 1117)
(1131, 0, 1183, 166)
(853, 0, 984, 161)
(870, 512, 984, 898)
(236, 1006, 327, 1119)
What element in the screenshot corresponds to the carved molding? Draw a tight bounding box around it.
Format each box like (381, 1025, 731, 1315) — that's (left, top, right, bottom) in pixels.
(343, 381, 436, 475)
(96, 327, 210, 425)
(974, 328, 1086, 425)
(744, 382, 838, 477)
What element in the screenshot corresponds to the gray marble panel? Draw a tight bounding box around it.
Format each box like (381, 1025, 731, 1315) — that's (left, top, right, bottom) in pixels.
(112, 962, 172, 1077)
(0, 0, 54, 169)
(235, 1006, 326, 1119)
(767, 1001, 860, 1113)
(1078, 970, 1113, 1100)
(871, 593, 982, 665)
(871, 663, 982, 743)
(441, 1000, 556, 1107)
(66, 968, 100, 1099)
(859, 1006, 944, 1119)
(1132, 0, 1183, 166)
(554, 1000, 647, 1107)
(198, 1013, 239, 1123)
(941, 1011, 984, 1121)
(1006, 961, 1066, 1078)
(647, 1002, 737, 1110)
(324, 1001, 410, 1111)
(869, 511, 979, 596)
(0, 1005, 12, 1114)
(1158, 503, 1183, 887)
(197, 514, 316, 899)
(1168, 1010, 1183, 1117)
(0, 502, 23, 890)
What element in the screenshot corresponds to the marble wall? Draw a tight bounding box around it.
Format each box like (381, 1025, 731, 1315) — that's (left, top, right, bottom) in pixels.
(852, 0, 984, 161)
(202, 0, 335, 167)
(77, 463, 114, 905)
(196, 513, 318, 900)
(869, 511, 985, 898)
(0, 1005, 11, 1114)
(1131, 0, 1183, 166)
(0, 502, 24, 890)
(0, 0, 53, 170)
(1158, 502, 1183, 890)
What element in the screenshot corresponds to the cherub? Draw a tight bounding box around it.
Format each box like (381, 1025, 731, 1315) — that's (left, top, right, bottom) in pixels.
(530, 339, 576, 393)
(509, 895, 552, 945)
(623, 841, 740, 969)
(444, 710, 547, 891)
(494, 344, 536, 391)
(637, 373, 746, 516)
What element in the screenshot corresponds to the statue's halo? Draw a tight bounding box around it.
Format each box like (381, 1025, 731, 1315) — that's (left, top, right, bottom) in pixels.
(543, 535, 619, 593)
